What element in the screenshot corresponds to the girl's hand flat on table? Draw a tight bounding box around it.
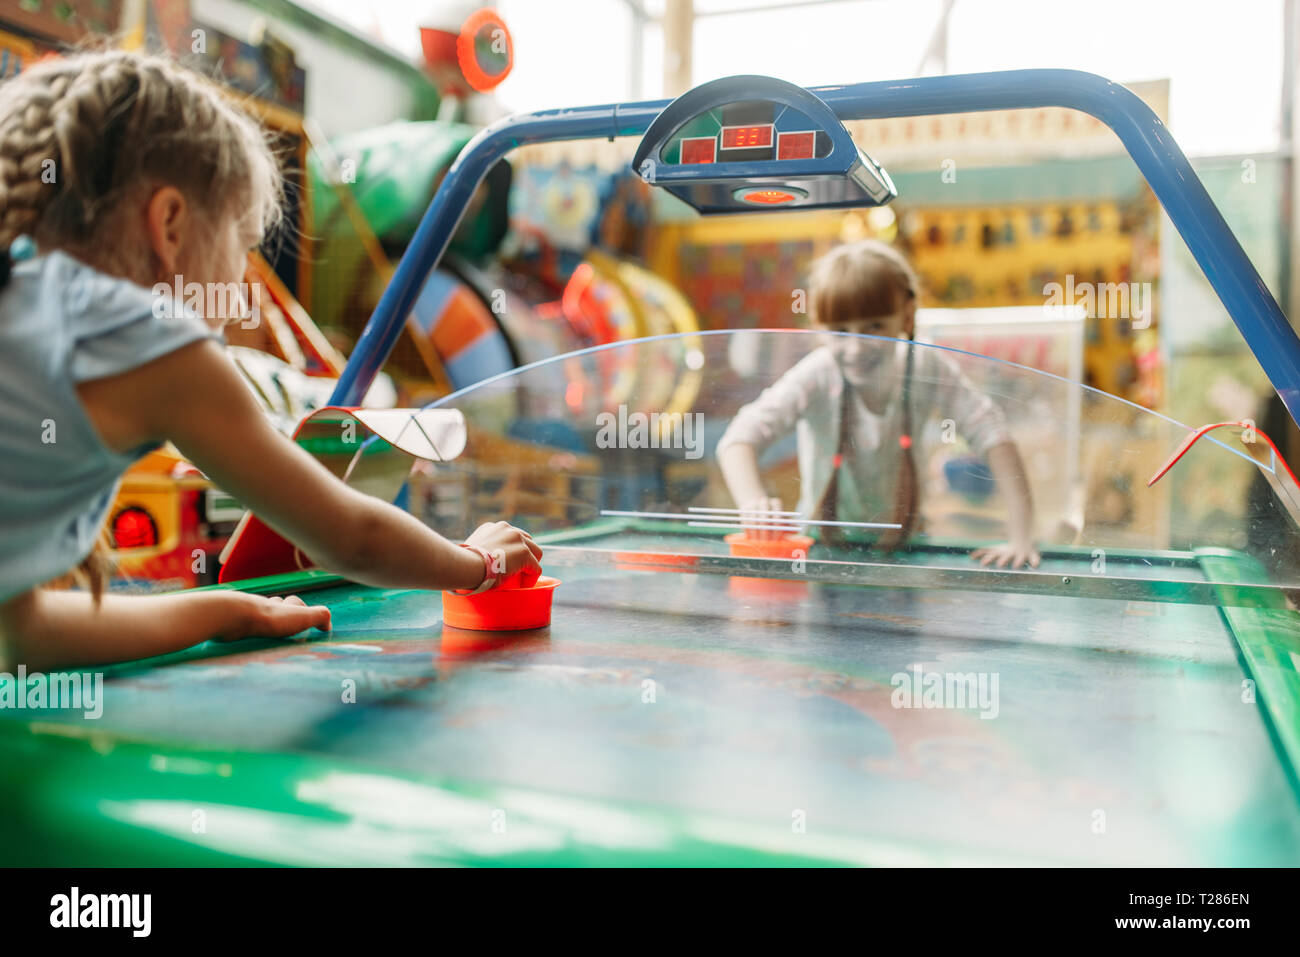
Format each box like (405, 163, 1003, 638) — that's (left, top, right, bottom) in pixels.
(970, 541, 1041, 570)
(219, 594, 331, 642)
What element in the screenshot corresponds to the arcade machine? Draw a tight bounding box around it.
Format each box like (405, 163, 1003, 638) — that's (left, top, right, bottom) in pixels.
(4, 72, 1300, 867)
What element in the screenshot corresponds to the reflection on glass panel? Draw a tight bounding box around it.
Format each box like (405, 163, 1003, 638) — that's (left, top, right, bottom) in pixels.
(403, 329, 1300, 604)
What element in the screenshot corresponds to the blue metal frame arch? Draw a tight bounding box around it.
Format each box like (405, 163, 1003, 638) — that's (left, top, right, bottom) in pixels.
(331, 69, 1300, 430)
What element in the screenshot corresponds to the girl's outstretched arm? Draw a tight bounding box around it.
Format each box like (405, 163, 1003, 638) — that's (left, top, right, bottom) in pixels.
(716, 351, 828, 540)
(1, 587, 330, 672)
(78, 339, 540, 590)
(971, 440, 1041, 569)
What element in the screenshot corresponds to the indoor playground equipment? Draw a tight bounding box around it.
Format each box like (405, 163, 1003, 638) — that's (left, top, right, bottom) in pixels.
(5, 70, 1300, 867)
(307, 119, 704, 514)
(309, 119, 702, 406)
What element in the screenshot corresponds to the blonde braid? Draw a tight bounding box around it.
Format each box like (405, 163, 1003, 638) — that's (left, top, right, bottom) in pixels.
(0, 51, 283, 262)
(0, 68, 75, 247)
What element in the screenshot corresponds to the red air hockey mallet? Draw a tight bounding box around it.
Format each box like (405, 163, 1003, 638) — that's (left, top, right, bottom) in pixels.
(442, 564, 559, 632)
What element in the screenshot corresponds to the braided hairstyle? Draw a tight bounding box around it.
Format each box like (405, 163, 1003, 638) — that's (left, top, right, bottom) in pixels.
(0, 49, 283, 289)
(0, 51, 283, 600)
(809, 239, 922, 551)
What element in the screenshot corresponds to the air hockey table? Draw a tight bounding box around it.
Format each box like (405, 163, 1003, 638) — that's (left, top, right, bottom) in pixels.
(2, 514, 1299, 866)
(6, 69, 1300, 867)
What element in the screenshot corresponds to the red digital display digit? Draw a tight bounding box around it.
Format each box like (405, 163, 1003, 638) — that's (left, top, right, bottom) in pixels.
(721, 125, 774, 150)
(679, 136, 717, 164)
(777, 131, 816, 160)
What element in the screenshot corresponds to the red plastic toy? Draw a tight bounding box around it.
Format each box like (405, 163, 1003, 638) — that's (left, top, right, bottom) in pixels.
(724, 532, 813, 598)
(724, 533, 815, 559)
(442, 575, 560, 631)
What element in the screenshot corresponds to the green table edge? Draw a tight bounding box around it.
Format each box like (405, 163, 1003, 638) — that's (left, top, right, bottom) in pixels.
(1196, 547, 1300, 807)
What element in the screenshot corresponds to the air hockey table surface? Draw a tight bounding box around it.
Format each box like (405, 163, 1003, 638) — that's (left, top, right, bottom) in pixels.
(3, 518, 1299, 867)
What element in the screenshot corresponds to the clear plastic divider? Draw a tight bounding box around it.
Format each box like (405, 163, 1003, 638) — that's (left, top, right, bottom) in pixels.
(406, 330, 1299, 605)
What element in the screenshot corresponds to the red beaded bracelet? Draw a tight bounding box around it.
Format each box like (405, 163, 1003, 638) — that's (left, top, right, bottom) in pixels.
(451, 543, 499, 596)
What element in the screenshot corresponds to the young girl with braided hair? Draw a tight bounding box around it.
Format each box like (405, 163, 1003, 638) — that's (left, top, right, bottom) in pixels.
(717, 239, 1039, 568)
(0, 51, 541, 671)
